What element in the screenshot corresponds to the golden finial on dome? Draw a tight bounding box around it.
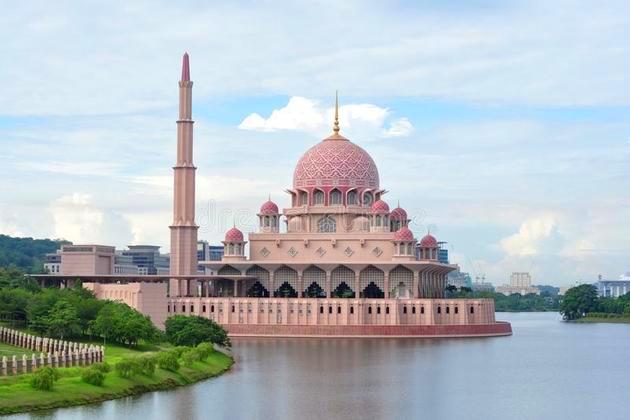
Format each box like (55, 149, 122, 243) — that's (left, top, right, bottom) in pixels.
(333, 90, 340, 134)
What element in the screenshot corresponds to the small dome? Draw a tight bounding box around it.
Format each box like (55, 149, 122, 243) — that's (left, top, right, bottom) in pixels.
(225, 227, 244, 242)
(420, 233, 438, 247)
(394, 226, 414, 241)
(259, 200, 279, 214)
(371, 200, 390, 214)
(390, 207, 408, 221)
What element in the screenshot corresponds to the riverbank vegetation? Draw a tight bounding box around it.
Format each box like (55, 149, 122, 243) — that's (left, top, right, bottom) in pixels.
(445, 286, 560, 312)
(560, 284, 630, 322)
(0, 268, 233, 414)
(0, 340, 233, 415)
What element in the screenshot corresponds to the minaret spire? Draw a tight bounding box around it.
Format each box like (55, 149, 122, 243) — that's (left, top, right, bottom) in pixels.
(170, 52, 198, 297)
(333, 90, 340, 134)
(181, 52, 190, 81)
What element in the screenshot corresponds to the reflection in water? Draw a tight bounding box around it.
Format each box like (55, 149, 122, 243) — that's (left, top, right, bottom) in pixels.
(8, 313, 630, 420)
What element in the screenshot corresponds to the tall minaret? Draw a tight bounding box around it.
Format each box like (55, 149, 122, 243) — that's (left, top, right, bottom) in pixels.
(169, 52, 198, 297)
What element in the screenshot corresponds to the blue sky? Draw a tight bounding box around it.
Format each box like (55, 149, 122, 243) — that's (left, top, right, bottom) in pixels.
(1, 0, 629, 285)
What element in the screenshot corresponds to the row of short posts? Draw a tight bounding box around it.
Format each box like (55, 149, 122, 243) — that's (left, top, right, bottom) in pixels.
(0, 326, 105, 376)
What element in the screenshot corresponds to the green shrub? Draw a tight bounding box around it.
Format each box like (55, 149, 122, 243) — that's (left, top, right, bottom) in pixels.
(81, 366, 105, 386)
(91, 362, 111, 373)
(115, 358, 136, 378)
(30, 367, 60, 391)
(181, 349, 200, 367)
(170, 346, 189, 357)
(138, 355, 157, 376)
(165, 315, 231, 347)
(196, 343, 213, 361)
(157, 351, 180, 372)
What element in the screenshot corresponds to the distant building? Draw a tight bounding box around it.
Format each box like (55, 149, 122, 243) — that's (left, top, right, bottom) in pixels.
(43, 252, 61, 274)
(60, 245, 116, 275)
(437, 242, 449, 264)
(114, 252, 139, 274)
(596, 273, 630, 298)
(122, 245, 170, 275)
(496, 272, 540, 295)
(448, 268, 472, 289)
(471, 277, 494, 293)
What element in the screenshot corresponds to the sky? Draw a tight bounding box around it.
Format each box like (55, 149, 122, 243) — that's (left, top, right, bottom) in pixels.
(1, 0, 629, 286)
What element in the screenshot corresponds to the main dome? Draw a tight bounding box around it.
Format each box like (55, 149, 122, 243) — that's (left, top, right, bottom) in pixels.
(293, 135, 379, 189)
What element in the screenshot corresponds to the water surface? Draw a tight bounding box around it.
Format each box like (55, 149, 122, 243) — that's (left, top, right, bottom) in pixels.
(8, 313, 630, 420)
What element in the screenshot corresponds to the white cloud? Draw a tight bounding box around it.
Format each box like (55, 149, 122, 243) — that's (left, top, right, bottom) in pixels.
(384, 117, 413, 137)
(238, 97, 323, 132)
(499, 214, 560, 257)
(49, 193, 133, 247)
(238, 96, 411, 139)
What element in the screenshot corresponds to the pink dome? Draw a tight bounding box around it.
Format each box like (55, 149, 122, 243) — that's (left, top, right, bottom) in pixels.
(420, 234, 438, 247)
(390, 207, 408, 221)
(259, 200, 279, 214)
(371, 199, 390, 214)
(293, 136, 379, 189)
(224, 227, 244, 242)
(394, 226, 414, 241)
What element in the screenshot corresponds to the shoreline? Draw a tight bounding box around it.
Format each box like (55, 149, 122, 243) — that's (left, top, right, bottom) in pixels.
(0, 350, 233, 416)
(573, 317, 630, 324)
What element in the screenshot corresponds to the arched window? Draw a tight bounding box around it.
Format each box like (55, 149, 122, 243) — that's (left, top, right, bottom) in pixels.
(317, 216, 336, 233)
(228, 244, 234, 254)
(299, 191, 308, 205)
(330, 189, 342, 205)
(407, 243, 413, 255)
(376, 215, 381, 226)
(313, 190, 324, 205)
(363, 191, 373, 206)
(347, 190, 358, 205)
(264, 216, 270, 227)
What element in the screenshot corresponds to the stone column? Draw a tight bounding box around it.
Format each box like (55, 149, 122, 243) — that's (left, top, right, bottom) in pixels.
(1, 356, 7, 376)
(325, 273, 331, 298)
(31, 354, 38, 372)
(12, 355, 17, 375)
(383, 273, 390, 299)
(412, 271, 420, 298)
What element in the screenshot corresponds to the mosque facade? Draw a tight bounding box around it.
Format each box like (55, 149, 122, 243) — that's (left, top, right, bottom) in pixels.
(84, 54, 511, 338)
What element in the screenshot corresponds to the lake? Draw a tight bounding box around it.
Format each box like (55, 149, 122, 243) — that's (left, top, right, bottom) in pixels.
(7, 312, 630, 420)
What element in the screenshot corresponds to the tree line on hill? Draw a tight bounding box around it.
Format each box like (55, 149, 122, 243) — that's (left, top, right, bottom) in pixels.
(0, 267, 229, 347)
(0, 234, 69, 273)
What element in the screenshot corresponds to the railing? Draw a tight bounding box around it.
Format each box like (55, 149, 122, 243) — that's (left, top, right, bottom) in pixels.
(0, 326, 105, 376)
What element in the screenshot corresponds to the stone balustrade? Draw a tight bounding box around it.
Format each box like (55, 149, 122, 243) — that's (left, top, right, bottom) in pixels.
(0, 326, 105, 376)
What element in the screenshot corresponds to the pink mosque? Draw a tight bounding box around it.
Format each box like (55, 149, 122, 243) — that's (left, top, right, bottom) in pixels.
(80, 54, 511, 338)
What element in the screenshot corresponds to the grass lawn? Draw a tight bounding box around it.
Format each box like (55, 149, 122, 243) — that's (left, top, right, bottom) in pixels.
(0, 342, 38, 358)
(0, 343, 233, 415)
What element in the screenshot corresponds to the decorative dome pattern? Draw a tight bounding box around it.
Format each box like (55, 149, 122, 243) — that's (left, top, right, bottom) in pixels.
(420, 234, 438, 247)
(293, 138, 379, 189)
(390, 207, 408, 221)
(394, 226, 414, 241)
(259, 200, 279, 214)
(225, 227, 244, 242)
(371, 199, 390, 214)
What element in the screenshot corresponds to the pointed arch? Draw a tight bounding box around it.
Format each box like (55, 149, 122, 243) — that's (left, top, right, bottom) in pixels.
(330, 188, 342, 205)
(317, 215, 336, 233)
(360, 265, 384, 298)
(331, 265, 355, 298)
(218, 265, 241, 276)
(347, 189, 358, 205)
(313, 189, 325, 205)
(303, 265, 326, 298)
(245, 265, 270, 297)
(273, 265, 298, 297)
(390, 265, 413, 298)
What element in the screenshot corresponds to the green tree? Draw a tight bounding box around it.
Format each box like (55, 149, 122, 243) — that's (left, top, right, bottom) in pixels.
(46, 299, 81, 339)
(164, 315, 230, 347)
(560, 284, 599, 320)
(90, 301, 160, 346)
